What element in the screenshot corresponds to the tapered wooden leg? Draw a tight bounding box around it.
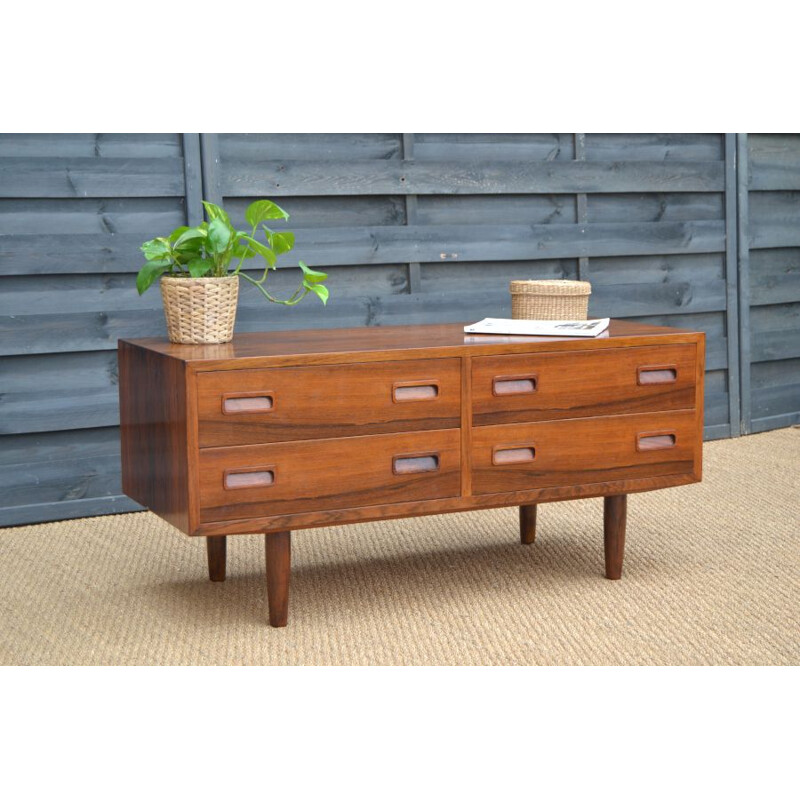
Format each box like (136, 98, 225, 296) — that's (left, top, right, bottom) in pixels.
(519, 504, 537, 544)
(265, 531, 291, 627)
(206, 536, 227, 582)
(603, 494, 627, 580)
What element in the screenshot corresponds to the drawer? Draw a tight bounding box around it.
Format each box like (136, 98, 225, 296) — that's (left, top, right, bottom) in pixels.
(471, 409, 698, 496)
(198, 429, 461, 523)
(196, 359, 461, 447)
(471, 344, 697, 426)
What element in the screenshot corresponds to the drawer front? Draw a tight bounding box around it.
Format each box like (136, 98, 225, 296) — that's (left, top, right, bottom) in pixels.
(199, 429, 461, 522)
(196, 359, 461, 447)
(472, 344, 697, 426)
(471, 410, 698, 496)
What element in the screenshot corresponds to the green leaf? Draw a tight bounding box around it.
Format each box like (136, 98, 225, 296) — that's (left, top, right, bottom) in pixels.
(299, 261, 328, 284)
(264, 228, 295, 256)
(187, 258, 212, 278)
(241, 234, 277, 267)
(140, 237, 171, 261)
(304, 281, 329, 305)
(207, 217, 232, 255)
(173, 227, 207, 249)
(202, 201, 231, 226)
(246, 199, 289, 227)
(168, 226, 189, 243)
(232, 242, 256, 259)
(136, 260, 169, 294)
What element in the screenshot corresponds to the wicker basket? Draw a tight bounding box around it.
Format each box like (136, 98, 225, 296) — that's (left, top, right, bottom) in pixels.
(510, 279, 591, 320)
(160, 275, 239, 344)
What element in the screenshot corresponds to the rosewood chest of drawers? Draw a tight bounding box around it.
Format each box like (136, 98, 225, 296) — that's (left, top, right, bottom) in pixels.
(118, 320, 705, 627)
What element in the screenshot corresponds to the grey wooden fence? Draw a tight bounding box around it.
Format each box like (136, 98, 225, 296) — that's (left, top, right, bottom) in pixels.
(1, 133, 797, 526)
(738, 134, 800, 433)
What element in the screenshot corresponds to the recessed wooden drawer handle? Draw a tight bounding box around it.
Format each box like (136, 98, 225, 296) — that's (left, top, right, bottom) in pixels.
(493, 445, 536, 465)
(393, 453, 440, 475)
(222, 393, 275, 414)
(637, 432, 677, 451)
(224, 468, 275, 490)
(493, 375, 537, 395)
(638, 366, 677, 385)
(393, 381, 439, 402)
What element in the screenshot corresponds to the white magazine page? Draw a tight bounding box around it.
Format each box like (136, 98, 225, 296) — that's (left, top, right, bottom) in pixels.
(463, 318, 611, 337)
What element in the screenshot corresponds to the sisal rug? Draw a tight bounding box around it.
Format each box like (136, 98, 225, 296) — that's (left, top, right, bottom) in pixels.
(1, 428, 798, 665)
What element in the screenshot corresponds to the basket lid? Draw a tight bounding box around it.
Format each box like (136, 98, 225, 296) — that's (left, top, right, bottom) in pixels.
(509, 279, 592, 296)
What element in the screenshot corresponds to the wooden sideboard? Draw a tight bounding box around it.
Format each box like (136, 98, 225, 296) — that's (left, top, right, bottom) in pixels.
(118, 320, 705, 627)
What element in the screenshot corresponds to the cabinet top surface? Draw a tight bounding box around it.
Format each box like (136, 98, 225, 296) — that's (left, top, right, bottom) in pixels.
(120, 320, 703, 366)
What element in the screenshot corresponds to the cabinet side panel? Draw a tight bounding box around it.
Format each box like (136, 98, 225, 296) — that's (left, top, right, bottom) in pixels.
(695, 334, 706, 479)
(118, 341, 190, 533)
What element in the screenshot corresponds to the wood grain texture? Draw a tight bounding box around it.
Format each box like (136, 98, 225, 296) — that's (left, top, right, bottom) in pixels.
(470, 410, 698, 496)
(583, 134, 724, 162)
(604, 495, 627, 579)
(118, 341, 190, 533)
(461, 355, 473, 497)
(227, 220, 726, 265)
(116, 323, 707, 540)
(220, 133, 402, 161)
(265, 531, 290, 627)
(519, 504, 537, 545)
(0, 157, 185, 198)
(196, 358, 461, 446)
(194, 472, 701, 538)
(694, 333, 706, 480)
(206, 536, 226, 582)
(471, 343, 697, 426)
(198, 429, 462, 523)
(220, 159, 725, 196)
(126, 320, 702, 369)
(0, 133, 183, 159)
(118, 322, 705, 538)
(0, 427, 128, 515)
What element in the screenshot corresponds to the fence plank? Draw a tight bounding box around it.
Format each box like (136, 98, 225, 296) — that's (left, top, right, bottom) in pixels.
(0, 157, 185, 198)
(0, 134, 182, 159)
(586, 192, 724, 223)
(0, 351, 120, 434)
(0, 220, 720, 276)
(0, 446, 123, 508)
(584, 134, 724, 161)
(414, 133, 575, 161)
(749, 248, 800, 305)
(0, 197, 185, 235)
(220, 159, 725, 196)
(750, 329, 800, 362)
(1, 495, 140, 527)
(219, 133, 402, 161)
(276, 220, 726, 265)
(0, 233, 156, 275)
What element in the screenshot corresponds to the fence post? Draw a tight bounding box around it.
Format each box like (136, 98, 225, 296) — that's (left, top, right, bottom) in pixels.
(724, 133, 741, 437)
(736, 134, 752, 435)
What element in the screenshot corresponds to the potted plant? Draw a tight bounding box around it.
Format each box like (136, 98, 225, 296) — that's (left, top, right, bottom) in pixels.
(136, 199, 329, 344)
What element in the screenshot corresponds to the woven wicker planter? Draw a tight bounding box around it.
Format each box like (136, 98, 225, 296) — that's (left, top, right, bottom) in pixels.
(160, 275, 239, 344)
(510, 279, 592, 320)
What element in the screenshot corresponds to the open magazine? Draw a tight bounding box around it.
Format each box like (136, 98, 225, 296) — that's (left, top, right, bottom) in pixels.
(464, 318, 610, 337)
